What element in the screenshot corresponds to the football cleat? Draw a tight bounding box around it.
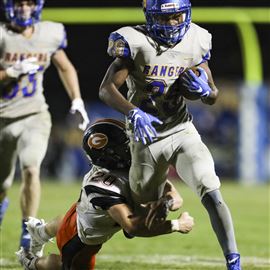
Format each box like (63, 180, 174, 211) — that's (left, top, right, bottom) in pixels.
(226, 253, 241, 270)
(16, 247, 38, 270)
(0, 197, 9, 227)
(25, 217, 48, 257)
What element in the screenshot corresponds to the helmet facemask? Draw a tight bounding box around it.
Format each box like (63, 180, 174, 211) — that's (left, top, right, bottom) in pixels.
(144, 0, 191, 47)
(4, 0, 45, 27)
(95, 141, 131, 170)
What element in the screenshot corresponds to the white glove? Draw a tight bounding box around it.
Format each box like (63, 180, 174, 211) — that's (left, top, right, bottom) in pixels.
(6, 57, 39, 78)
(70, 98, 89, 131)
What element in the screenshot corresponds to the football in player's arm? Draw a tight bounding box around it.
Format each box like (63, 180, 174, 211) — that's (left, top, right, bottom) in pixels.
(16, 119, 194, 270)
(0, 0, 89, 251)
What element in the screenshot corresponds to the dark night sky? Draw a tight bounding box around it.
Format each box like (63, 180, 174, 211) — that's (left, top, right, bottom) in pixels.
(43, 0, 270, 7)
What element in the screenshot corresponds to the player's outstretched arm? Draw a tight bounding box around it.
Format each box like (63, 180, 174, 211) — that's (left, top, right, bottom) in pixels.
(108, 203, 194, 237)
(52, 50, 89, 130)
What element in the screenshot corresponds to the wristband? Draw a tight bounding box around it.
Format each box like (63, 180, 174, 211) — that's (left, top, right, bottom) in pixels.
(171, 219, 180, 232)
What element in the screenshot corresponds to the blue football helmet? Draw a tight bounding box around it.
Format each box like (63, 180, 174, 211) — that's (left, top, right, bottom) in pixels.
(3, 0, 44, 27)
(143, 0, 191, 46)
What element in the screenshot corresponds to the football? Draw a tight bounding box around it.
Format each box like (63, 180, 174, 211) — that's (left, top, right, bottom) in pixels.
(178, 67, 201, 100)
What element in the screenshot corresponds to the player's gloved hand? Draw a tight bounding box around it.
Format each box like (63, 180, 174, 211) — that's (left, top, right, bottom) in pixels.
(172, 212, 194, 234)
(6, 57, 39, 78)
(181, 67, 211, 98)
(127, 108, 163, 145)
(70, 98, 90, 131)
(141, 196, 174, 229)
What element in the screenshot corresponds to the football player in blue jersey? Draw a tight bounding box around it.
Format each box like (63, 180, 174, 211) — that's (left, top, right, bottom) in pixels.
(0, 0, 89, 251)
(99, 0, 241, 269)
(16, 119, 194, 270)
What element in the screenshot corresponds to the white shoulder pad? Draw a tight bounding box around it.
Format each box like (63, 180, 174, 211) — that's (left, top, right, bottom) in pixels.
(83, 167, 129, 197)
(191, 23, 212, 63)
(107, 26, 142, 59)
(39, 21, 67, 51)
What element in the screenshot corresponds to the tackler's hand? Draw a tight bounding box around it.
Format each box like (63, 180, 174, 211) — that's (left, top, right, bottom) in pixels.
(6, 57, 40, 78)
(141, 196, 174, 229)
(70, 98, 90, 131)
(174, 212, 194, 234)
(128, 108, 162, 145)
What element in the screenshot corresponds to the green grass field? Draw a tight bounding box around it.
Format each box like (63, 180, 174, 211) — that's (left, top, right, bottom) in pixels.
(0, 180, 269, 270)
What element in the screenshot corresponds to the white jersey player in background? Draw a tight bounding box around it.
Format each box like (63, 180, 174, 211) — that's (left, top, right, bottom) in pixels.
(16, 119, 194, 270)
(0, 0, 89, 251)
(99, 0, 241, 269)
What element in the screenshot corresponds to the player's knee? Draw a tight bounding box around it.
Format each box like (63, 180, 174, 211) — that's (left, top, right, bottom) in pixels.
(22, 167, 40, 182)
(198, 174, 220, 198)
(201, 189, 224, 207)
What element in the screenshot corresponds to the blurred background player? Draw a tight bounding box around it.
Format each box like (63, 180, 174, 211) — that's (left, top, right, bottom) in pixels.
(99, 0, 241, 269)
(16, 119, 194, 270)
(0, 0, 89, 251)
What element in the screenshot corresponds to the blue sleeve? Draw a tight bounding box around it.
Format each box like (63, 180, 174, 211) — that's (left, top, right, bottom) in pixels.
(107, 32, 131, 58)
(198, 50, 211, 65)
(58, 27, 67, 50)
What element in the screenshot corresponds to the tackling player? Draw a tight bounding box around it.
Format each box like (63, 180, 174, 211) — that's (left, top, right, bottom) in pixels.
(16, 119, 194, 270)
(0, 0, 89, 251)
(99, 0, 241, 269)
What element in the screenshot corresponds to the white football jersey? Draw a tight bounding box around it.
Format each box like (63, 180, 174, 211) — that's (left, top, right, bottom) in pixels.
(0, 21, 67, 118)
(76, 166, 132, 245)
(107, 23, 212, 136)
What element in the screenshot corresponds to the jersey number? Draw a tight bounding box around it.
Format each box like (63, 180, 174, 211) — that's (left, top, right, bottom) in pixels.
(91, 171, 117, 186)
(139, 79, 182, 116)
(139, 79, 166, 115)
(4, 67, 43, 99)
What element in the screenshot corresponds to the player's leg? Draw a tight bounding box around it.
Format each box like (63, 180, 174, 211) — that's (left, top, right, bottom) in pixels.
(172, 122, 240, 269)
(26, 215, 63, 256)
(56, 203, 102, 270)
(129, 139, 168, 206)
(36, 254, 62, 270)
(0, 119, 18, 226)
(70, 243, 102, 270)
(18, 111, 52, 250)
(201, 190, 241, 270)
(16, 247, 62, 270)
